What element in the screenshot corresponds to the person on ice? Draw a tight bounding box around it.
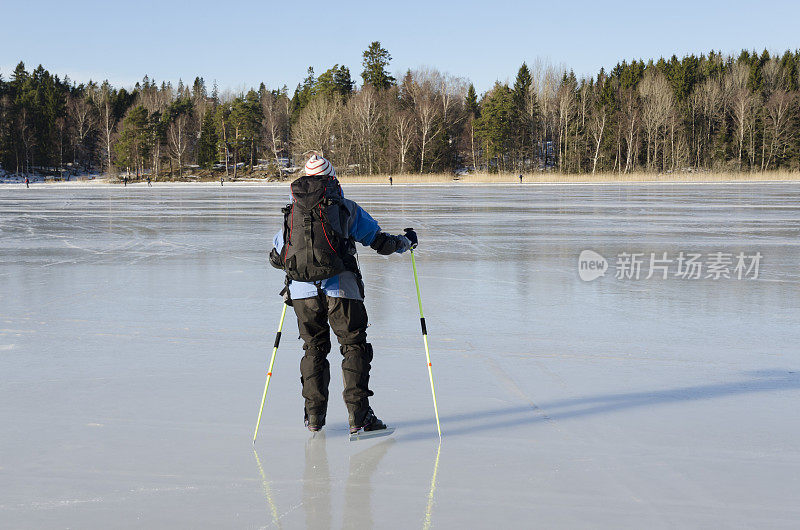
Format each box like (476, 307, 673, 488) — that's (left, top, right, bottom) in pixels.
(269, 155, 417, 435)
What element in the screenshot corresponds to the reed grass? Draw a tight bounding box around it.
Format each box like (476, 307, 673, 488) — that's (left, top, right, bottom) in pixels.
(336, 171, 800, 184)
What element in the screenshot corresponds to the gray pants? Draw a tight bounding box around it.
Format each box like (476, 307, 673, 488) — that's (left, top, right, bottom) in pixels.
(292, 294, 374, 425)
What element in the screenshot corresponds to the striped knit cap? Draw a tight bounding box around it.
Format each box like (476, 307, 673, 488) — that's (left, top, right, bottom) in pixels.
(304, 155, 336, 177)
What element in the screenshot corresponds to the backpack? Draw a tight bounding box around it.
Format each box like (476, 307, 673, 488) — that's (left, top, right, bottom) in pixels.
(276, 175, 355, 282)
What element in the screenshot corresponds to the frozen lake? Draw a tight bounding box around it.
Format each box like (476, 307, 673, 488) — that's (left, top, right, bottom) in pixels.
(1, 182, 799, 528)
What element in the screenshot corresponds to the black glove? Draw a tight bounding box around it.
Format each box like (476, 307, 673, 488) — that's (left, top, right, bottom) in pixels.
(269, 248, 284, 269)
(371, 231, 416, 255)
(370, 231, 397, 255)
(403, 228, 418, 249)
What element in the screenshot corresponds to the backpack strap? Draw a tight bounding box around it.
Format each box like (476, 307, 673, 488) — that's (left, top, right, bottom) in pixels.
(297, 213, 314, 275)
(279, 276, 293, 306)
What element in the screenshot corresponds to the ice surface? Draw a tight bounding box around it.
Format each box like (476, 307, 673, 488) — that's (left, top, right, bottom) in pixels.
(1, 183, 799, 528)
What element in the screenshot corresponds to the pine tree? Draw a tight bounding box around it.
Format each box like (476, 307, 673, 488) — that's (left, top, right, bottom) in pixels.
(316, 65, 353, 99)
(361, 41, 395, 90)
(197, 111, 218, 168)
(291, 67, 316, 122)
(114, 106, 150, 177)
(214, 104, 231, 178)
(465, 83, 479, 117)
(512, 63, 533, 168)
(475, 82, 515, 172)
(513, 63, 532, 112)
(228, 91, 262, 175)
(192, 77, 207, 100)
(333, 65, 354, 96)
(465, 83, 480, 170)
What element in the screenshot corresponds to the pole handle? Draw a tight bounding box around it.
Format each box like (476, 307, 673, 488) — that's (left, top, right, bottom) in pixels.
(404, 227, 418, 249)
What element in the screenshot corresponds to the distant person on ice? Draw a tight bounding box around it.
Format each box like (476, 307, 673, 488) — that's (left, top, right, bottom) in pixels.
(269, 155, 417, 435)
(146, 176, 152, 187)
(519, 174, 523, 183)
(389, 176, 393, 186)
(25, 176, 29, 188)
(220, 177, 224, 186)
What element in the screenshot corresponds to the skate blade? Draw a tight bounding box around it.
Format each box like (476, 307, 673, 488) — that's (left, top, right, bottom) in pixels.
(349, 427, 395, 442)
(308, 428, 325, 439)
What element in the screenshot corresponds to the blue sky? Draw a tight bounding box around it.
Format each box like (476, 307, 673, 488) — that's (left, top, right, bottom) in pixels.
(2, 0, 799, 94)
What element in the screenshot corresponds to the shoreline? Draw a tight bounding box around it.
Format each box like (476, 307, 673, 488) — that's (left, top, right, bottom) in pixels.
(3, 181, 800, 190)
(2, 171, 800, 188)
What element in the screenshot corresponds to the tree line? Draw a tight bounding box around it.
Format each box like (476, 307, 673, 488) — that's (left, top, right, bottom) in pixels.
(2, 43, 800, 178)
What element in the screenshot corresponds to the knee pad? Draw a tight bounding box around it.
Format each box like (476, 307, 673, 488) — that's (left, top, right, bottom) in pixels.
(341, 342, 372, 362)
(303, 343, 331, 358)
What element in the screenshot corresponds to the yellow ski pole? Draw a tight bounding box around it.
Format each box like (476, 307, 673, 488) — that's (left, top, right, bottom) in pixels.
(407, 232, 442, 440)
(253, 302, 288, 444)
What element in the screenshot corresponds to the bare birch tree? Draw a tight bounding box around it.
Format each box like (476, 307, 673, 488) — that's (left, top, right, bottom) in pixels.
(293, 96, 340, 162)
(696, 77, 723, 168)
(764, 90, 794, 170)
(725, 62, 755, 170)
(392, 109, 415, 173)
(348, 86, 382, 174)
(531, 60, 563, 169)
(638, 70, 673, 171)
(556, 81, 576, 172)
(67, 94, 96, 169)
(407, 71, 441, 173)
(90, 82, 117, 174)
(260, 91, 289, 165)
(760, 59, 794, 170)
(590, 94, 606, 174)
(168, 112, 192, 177)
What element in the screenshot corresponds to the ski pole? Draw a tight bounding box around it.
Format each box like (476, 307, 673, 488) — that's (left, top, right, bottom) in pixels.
(408, 237, 442, 440)
(253, 302, 288, 444)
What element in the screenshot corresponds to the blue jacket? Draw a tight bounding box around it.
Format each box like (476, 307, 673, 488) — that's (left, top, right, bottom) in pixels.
(273, 195, 387, 300)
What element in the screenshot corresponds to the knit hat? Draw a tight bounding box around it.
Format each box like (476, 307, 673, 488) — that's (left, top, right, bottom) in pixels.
(304, 155, 336, 177)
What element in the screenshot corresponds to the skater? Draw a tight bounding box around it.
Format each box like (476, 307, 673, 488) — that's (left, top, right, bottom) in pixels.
(123, 176, 128, 187)
(24, 176, 29, 188)
(220, 177, 224, 186)
(388, 176, 393, 186)
(519, 174, 523, 183)
(269, 155, 417, 435)
(146, 176, 152, 187)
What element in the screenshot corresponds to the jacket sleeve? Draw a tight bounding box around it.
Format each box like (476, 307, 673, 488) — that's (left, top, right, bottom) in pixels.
(346, 200, 382, 246)
(344, 199, 409, 255)
(269, 230, 284, 269)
